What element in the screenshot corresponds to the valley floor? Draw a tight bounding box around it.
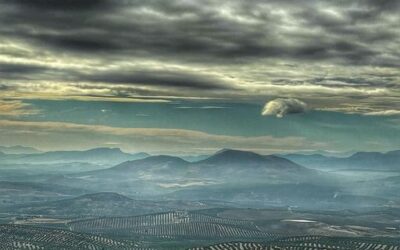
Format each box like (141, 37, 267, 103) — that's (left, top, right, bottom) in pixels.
(1, 207, 400, 249)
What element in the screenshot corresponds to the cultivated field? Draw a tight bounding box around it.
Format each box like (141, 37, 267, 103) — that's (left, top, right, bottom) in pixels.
(68, 211, 278, 240)
(190, 236, 400, 250)
(2, 215, 400, 249)
(0, 224, 147, 250)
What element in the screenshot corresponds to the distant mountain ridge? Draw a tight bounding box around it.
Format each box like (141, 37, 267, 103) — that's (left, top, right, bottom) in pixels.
(0, 147, 150, 165)
(54, 148, 328, 200)
(283, 150, 400, 170)
(0, 145, 42, 154)
(200, 149, 267, 164)
(3, 148, 390, 211)
(199, 149, 305, 171)
(112, 155, 188, 171)
(108, 149, 309, 174)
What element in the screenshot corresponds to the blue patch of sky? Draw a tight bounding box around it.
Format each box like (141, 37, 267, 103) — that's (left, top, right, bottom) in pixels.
(17, 99, 400, 151)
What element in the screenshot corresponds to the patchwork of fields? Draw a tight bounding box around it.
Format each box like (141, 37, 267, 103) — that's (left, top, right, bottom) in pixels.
(0, 224, 140, 250)
(1, 223, 399, 250)
(69, 211, 277, 240)
(190, 236, 400, 250)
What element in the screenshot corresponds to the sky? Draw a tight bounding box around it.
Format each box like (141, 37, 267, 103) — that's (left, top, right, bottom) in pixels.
(0, 0, 399, 154)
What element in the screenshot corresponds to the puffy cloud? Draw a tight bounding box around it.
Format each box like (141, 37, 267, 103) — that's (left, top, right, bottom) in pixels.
(262, 98, 307, 118)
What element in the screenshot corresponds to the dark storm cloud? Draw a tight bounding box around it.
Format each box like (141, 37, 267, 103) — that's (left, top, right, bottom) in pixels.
(0, 63, 48, 74)
(82, 69, 232, 90)
(363, 0, 400, 12)
(33, 34, 120, 52)
(0, 84, 10, 91)
(0, 63, 60, 81)
(11, 0, 114, 11)
(0, 61, 232, 91)
(0, 0, 398, 67)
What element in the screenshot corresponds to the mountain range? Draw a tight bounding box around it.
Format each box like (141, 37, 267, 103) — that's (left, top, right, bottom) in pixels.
(283, 150, 400, 171)
(0, 145, 41, 154)
(0, 147, 149, 165)
(3, 145, 399, 172)
(1, 147, 399, 210)
(43, 149, 347, 208)
(87, 149, 317, 184)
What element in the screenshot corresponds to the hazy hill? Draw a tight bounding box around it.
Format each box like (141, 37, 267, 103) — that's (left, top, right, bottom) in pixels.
(1, 148, 393, 215)
(6, 192, 216, 217)
(283, 150, 400, 171)
(82, 149, 314, 183)
(0, 181, 83, 193)
(111, 155, 189, 172)
(0, 147, 149, 165)
(197, 149, 306, 170)
(0, 181, 87, 205)
(0, 145, 41, 154)
(50, 149, 335, 201)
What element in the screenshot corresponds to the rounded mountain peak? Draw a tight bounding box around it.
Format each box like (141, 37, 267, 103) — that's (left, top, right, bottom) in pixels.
(200, 149, 267, 164)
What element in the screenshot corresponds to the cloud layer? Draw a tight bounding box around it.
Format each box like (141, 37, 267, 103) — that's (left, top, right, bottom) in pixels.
(0, 100, 39, 116)
(0, 0, 399, 116)
(0, 119, 326, 154)
(2, 0, 398, 65)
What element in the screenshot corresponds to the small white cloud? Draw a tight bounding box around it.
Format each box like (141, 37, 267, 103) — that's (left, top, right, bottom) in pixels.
(363, 110, 400, 116)
(262, 98, 307, 118)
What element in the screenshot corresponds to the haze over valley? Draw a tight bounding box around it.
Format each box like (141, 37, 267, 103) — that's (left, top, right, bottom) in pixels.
(0, 146, 400, 249)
